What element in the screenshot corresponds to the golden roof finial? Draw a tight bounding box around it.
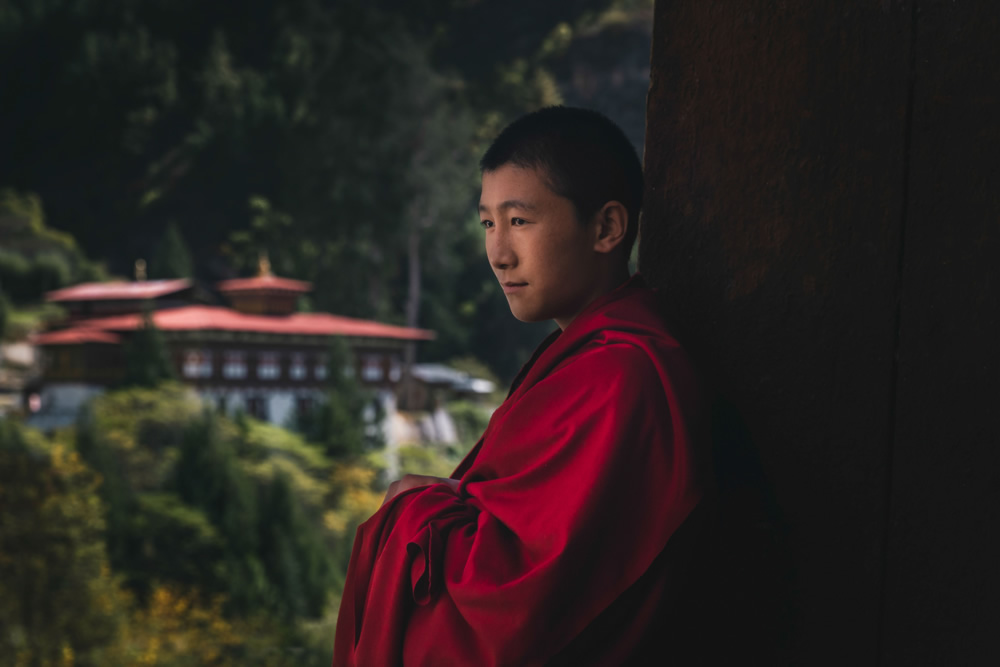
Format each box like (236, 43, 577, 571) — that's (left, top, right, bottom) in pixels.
(135, 258, 147, 281)
(257, 251, 272, 277)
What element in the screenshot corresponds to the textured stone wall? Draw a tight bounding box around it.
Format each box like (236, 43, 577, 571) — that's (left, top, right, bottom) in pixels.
(641, 1, 999, 664)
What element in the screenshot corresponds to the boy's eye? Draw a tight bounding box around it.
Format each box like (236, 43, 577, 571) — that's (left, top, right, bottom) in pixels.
(511, 217, 526, 226)
(480, 219, 494, 229)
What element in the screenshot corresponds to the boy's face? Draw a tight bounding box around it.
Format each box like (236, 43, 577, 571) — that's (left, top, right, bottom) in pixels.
(479, 164, 605, 329)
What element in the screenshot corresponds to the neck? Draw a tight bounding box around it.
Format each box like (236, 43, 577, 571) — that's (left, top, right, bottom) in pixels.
(554, 264, 633, 331)
(608, 263, 631, 288)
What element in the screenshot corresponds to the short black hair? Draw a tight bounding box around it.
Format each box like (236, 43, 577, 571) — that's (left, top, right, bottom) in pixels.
(480, 106, 643, 259)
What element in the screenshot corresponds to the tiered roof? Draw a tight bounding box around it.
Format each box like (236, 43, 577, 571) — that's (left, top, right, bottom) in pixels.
(46, 279, 191, 302)
(216, 275, 311, 294)
(38, 267, 433, 345)
(58, 306, 432, 341)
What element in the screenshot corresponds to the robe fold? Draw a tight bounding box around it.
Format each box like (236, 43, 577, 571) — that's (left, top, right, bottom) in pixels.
(333, 275, 709, 666)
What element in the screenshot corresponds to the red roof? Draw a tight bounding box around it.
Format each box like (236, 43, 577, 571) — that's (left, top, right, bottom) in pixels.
(46, 279, 192, 302)
(216, 275, 311, 294)
(73, 305, 434, 341)
(34, 329, 122, 345)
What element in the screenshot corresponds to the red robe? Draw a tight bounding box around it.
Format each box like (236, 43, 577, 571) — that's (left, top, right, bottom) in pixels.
(333, 275, 709, 666)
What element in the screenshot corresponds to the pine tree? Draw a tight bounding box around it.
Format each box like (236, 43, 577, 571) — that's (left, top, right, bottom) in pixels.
(258, 472, 335, 619)
(172, 411, 266, 609)
(122, 306, 175, 388)
(173, 411, 258, 550)
(317, 336, 367, 458)
(149, 221, 194, 279)
(75, 406, 132, 567)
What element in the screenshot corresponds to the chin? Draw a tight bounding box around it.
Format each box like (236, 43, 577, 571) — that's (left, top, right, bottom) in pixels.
(507, 303, 547, 323)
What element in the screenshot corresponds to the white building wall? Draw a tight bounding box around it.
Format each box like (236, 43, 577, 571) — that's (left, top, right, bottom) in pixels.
(194, 387, 325, 427)
(268, 392, 295, 427)
(28, 382, 106, 429)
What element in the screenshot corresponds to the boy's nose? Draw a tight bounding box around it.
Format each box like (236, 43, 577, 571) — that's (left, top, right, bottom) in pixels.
(487, 232, 517, 270)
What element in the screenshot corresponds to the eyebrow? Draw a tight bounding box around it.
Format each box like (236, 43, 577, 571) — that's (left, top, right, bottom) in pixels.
(478, 199, 538, 213)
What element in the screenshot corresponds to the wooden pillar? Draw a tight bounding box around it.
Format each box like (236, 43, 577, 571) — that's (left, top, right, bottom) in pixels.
(641, 1, 999, 664)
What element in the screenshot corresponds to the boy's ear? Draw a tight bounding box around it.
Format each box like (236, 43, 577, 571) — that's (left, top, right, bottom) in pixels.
(593, 201, 628, 254)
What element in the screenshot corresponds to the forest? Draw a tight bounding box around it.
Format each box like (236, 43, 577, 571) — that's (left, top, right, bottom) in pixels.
(0, 0, 652, 663)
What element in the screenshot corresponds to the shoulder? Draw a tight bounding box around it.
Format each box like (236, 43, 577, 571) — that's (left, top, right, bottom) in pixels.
(548, 326, 706, 421)
(539, 339, 668, 407)
(569, 339, 659, 376)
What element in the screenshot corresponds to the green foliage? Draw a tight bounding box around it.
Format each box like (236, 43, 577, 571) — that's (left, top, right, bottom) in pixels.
(0, 382, 464, 664)
(0, 189, 106, 304)
(122, 307, 176, 388)
(30, 250, 72, 293)
(71, 385, 348, 631)
(149, 221, 194, 279)
(173, 410, 260, 555)
(76, 406, 134, 572)
(88, 382, 201, 492)
(240, 419, 332, 474)
(0, 418, 124, 664)
(326, 336, 358, 397)
(122, 493, 226, 597)
(0, 301, 66, 341)
(0, 248, 30, 293)
(239, 420, 333, 511)
(312, 394, 365, 459)
(446, 399, 494, 445)
(396, 444, 460, 479)
(170, 410, 337, 620)
(257, 472, 335, 619)
(0, 246, 74, 303)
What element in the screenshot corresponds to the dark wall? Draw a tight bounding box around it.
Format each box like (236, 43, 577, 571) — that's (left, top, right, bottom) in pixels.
(641, 1, 999, 665)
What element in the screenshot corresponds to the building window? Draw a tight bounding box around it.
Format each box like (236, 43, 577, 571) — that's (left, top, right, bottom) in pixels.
(388, 356, 402, 382)
(257, 352, 280, 380)
(361, 355, 383, 382)
(289, 353, 307, 380)
(247, 396, 268, 420)
(314, 354, 328, 381)
(183, 349, 213, 378)
(223, 351, 247, 379)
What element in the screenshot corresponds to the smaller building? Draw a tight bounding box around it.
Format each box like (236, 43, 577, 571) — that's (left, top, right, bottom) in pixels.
(409, 363, 496, 410)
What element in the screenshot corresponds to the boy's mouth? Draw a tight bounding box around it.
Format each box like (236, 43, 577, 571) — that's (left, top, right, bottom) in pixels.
(502, 282, 528, 294)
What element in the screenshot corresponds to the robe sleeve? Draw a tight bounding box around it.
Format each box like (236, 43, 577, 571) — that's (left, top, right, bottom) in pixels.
(332, 341, 703, 666)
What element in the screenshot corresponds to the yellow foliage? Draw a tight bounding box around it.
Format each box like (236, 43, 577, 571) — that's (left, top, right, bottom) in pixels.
(324, 462, 382, 538)
(108, 586, 242, 666)
(1, 431, 124, 666)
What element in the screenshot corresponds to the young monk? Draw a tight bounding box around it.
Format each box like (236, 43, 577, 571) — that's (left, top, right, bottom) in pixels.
(332, 106, 710, 666)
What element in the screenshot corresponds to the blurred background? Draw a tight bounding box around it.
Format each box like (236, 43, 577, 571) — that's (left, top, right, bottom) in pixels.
(0, 0, 656, 664)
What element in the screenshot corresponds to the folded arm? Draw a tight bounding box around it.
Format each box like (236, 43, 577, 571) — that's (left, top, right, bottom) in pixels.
(334, 343, 703, 666)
